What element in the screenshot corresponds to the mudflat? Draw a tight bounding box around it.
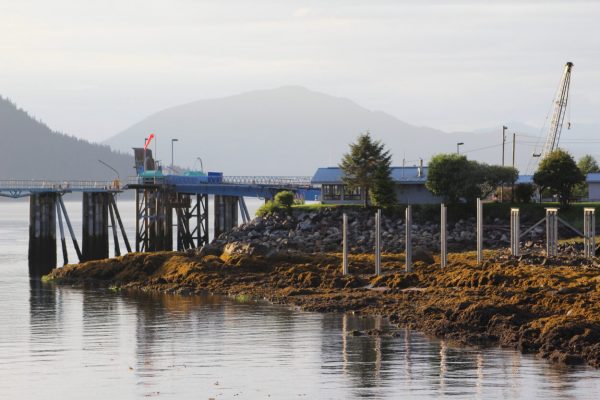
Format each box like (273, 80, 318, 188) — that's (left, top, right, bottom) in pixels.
(47, 247, 600, 368)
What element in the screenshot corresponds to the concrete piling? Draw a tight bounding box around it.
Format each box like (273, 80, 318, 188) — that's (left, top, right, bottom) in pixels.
(28, 193, 57, 276)
(476, 198, 483, 263)
(375, 209, 381, 276)
(510, 208, 520, 257)
(584, 208, 595, 258)
(82, 192, 109, 261)
(546, 208, 558, 257)
(440, 203, 447, 268)
(405, 205, 412, 273)
(342, 213, 348, 275)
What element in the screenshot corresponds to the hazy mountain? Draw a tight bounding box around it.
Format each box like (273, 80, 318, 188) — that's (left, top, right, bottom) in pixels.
(101, 87, 524, 175)
(104, 86, 598, 176)
(0, 97, 134, 181)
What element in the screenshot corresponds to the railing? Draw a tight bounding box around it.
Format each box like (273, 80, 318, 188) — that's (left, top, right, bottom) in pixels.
(222, 176, 312, 186)
(126, 176, 313, 187)
(0, 180, 120, 191)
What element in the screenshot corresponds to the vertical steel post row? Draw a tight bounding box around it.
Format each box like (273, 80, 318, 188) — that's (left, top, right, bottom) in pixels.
(476, 198, 483, 264)
(584, 208, 595, 258)
(440, 203, 447, 268)
(546, 208, 558, 257)
(342, 213, 348, 275)
(405, 205, 412, 273)
(510, 208, 520, 257)
(375, 209, 381, 276)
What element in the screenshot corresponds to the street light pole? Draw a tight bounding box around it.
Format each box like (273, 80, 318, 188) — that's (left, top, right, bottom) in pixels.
(457, 142, 464, 155)
(171, 138, 179, 172)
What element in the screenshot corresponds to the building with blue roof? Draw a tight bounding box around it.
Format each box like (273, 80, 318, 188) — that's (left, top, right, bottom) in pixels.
(586, 173, 600, 201)
(311, 164, 443, 204)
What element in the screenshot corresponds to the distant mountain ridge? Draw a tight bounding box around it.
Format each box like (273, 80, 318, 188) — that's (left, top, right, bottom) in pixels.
(104, 86, 559, 176)
(0, 97, 134, 180)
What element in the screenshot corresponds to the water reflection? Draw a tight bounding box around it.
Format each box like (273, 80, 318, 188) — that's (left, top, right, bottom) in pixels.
(16, 283, 600, 399)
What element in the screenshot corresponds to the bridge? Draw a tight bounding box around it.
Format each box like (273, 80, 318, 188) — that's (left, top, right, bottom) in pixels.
(0, 175, 319, 277)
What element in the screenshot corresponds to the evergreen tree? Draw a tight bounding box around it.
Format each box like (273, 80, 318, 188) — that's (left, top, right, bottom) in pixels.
(370, 161, 397, 208)
(339, 133, 394, 208)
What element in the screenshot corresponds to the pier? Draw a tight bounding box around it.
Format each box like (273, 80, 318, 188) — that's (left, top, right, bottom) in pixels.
(0, 173, 315, 276)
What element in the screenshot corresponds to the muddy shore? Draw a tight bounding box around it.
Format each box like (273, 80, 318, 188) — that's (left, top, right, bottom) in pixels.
(47, 247, 600, 368)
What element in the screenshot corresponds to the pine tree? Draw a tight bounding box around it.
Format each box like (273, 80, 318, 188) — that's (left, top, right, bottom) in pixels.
(339, 133, 395, 208)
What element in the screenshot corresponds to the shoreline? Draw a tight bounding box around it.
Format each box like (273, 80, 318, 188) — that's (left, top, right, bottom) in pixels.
(47, 247, 600, 368)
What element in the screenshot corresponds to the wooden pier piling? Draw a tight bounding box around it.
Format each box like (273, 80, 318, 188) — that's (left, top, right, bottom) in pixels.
(82, 192, 110, 261)
(28, 193, 57, 276)
(214, 195, 239, 238)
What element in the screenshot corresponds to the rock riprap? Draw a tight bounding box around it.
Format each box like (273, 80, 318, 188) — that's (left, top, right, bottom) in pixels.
(209, 207, 545, 255)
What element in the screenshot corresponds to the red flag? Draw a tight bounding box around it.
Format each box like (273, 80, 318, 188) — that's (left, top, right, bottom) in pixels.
(144, 133, 155, 150)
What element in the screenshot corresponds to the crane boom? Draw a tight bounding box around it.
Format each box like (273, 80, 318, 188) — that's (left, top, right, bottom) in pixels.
(540, 61, 574, 160)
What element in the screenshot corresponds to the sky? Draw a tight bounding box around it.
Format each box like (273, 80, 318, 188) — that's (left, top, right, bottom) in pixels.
(1, 0, 599, 142)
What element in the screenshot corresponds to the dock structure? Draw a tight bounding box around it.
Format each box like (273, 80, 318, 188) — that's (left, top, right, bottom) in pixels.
(128, 175, 312, 251)
(0, 180, 124, 276)
(0, 171, 314, 276)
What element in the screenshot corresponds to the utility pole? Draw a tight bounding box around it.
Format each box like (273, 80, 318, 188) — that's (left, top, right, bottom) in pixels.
(457, 142, 464, 155)
(501, 125, 507, 202)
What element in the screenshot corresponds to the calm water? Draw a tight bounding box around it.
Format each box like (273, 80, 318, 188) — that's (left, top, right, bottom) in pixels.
(1, 199, 600, 399)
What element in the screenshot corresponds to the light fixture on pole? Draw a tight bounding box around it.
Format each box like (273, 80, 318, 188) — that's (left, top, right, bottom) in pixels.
(195, 157, 204, 173)
(457, 142, 464, 155)
(171, 138, 179, 172)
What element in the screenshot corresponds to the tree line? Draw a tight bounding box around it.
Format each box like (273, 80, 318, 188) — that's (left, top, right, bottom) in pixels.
(339, 132, 596, 209)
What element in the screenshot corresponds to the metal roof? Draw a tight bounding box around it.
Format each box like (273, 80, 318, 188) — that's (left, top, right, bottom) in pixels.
(313, 167, 537, 186)
(587, 173, 600, 183)
(312, 166, 428, 185)
(516, 175, 533, 184)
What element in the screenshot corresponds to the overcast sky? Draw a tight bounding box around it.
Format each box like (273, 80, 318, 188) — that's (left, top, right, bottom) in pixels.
(1, 0, 599, 141)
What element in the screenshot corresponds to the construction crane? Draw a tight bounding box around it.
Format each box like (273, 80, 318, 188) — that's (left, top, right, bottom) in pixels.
(538, 62, 574, 160)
